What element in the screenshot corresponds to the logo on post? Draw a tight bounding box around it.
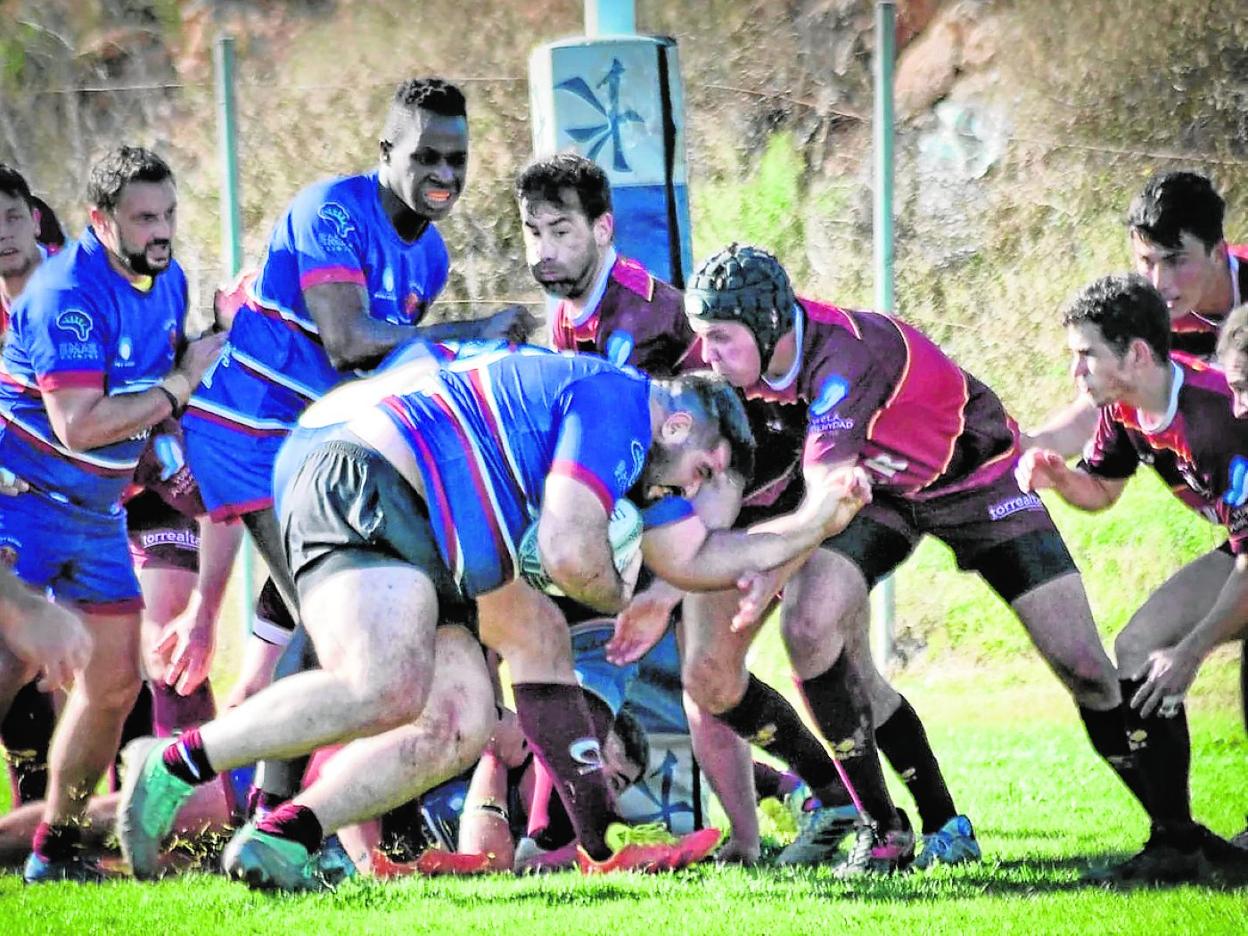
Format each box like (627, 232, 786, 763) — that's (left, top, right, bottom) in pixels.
(557, 58, 644, 172)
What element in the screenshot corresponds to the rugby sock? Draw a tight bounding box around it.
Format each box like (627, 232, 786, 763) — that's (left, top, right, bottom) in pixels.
(716, 673, 854, 808)
(530, 692, 612, 850)
(255, 802, 323, 854)
(875, 696, 957, 835)
(752, 762, 796, 801)
(797, 654, 900, 829)
(513, 682, 618, 861)
(32, 822, 79, 862)
(1, 679, 54, 804)
(378, 798, 427, 861)
(150, 679, 216, 737)
(1077, 703, 1152, 814)
(162, 728, 218, 785)
(1119, 678, 1193, 826)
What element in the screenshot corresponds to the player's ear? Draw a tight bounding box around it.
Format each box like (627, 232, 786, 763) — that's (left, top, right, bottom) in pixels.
(662, 410, 694, 444)
(379, 138, 393, 164)
(592, 211, 614, 249)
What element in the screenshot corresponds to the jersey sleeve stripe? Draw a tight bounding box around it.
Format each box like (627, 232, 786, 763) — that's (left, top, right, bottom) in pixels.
(298, 266, 367, 291)
(550, 459, 615, 512)
(36, 371, 105, 391)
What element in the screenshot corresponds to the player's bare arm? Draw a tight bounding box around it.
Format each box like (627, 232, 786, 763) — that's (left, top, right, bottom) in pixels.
(0, 566, 92, 692)
(1015, 447, 1126, 511)
(537, 474, 634, 614)
(1022, 397, 1100, 457)
(1133, 553, 1248, 716)
(43, 330, 225, 451)
(305, 282, 537, 372)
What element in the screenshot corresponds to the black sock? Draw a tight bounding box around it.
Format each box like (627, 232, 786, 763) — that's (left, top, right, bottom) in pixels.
(717, 673, 853, 808)
(876, 696, 956, 835)
(255, 802, 323, 854)
(1120, 678, 1193, 827)
(1, 679, 55, 804)
(1078, 703, 1152, 816)
(797, 654, 899, 829)
(378, 798, 426, 861)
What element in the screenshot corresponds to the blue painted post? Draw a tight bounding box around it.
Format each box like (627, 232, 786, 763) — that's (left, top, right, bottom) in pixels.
(584, 0, 635, 36)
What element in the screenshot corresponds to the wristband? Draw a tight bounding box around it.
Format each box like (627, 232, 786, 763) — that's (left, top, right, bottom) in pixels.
(155, 384, 183, 418)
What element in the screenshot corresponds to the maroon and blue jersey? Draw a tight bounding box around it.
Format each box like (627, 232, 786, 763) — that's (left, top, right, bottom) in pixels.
(374, 346, 690, 597)
(0, 226, 186, 511)
(185, 170, 449, 436)
(744, 298, 1020, 500)
(551, 252, 700, 373)
(1169, 243, 1248, 358)
(1079, 358, 1248, 553)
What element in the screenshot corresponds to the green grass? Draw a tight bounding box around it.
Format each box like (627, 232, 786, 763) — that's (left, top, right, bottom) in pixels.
(3, 660, 1245, 935)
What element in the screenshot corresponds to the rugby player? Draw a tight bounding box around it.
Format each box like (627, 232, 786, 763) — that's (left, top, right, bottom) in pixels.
(118, 346, 868, 890)
(1018, 274, 1248, 880)
(0, 163, 56, 339)
(516, 153, 966, 869)
(682, 244, 1143, 875)
(0, 146, 225, 882)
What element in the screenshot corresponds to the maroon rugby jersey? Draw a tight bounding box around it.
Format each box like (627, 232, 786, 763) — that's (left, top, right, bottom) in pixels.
(743, 298, 1020, 500)
(1079, 358, 1248, 552)
(549, 253, 805, 503)
(1169, 243, 1248, 358)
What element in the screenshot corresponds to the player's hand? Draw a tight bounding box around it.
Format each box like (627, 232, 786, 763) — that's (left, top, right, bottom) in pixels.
(480, 305, 540, 344)
(732, 568, 784, 633)
(606, 581, 682, 664)
(485, 706, 528, 768)
(0, 466, 28, 496)
(1130, 645, 1202, 718)
(176, 330, 229, 387)
(2, 596, 92, 692)
(155, 602, 216, 696)
(1015, 447, 1068, 493)
(802, 465, 872, 536)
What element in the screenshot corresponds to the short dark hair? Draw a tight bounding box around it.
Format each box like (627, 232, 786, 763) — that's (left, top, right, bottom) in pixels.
(1216, 304, 1248, 361)
(29, 195, 66, 248)
(87, 146, 174, 213)
(1127, 171, 1225, 251)
(0, 163, 34, 209)
(515, 152, 612, 222)
(612, 708, 650, 781)
(381, 77, 467, 143)
(662, 370, 756, 483)
(1061, 273, 1170, 363)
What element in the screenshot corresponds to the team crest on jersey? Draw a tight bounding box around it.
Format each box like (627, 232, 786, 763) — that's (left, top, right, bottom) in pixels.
(605, 331, 636, 366)
(811, 375, 849, 416)
(318, 203, 355, 239)
(1223, 456, 1248, 508)
(55, 309, 93, 342)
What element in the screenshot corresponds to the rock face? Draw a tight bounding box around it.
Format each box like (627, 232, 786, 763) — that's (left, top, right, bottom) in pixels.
(896, 1, 996, 119)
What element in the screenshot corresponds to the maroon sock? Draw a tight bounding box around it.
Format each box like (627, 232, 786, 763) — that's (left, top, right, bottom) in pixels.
(32, 822, 80, 862)
(513, 682, 619, 861)
(254, 802, 323, 854)
(716, 673, 854, 808)
(1, 679, 54, 804)
(875, 696, 957, 834)
(161, 727, 218, 785)
(151, 679, 217, 737)
(798, 654, 900, 829)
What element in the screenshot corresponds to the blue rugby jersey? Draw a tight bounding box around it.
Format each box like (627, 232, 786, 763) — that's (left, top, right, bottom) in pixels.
(0, 226, 185, 510)
(365, 346, 691, 597)
(186, 170, 449, 435)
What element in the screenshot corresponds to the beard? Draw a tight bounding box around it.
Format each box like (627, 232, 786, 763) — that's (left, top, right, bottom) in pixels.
(121, 239, 173, 277)
(530, 257, 596, 300)
(0, 248, 38, 280)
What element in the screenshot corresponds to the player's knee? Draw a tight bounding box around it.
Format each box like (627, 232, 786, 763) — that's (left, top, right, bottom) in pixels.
(84, 671, 144, 714)
(682, 654, 744, 715)
(781, 607, 846, 669)
(1112, 626, 1152, 676)
(1054, 648, 1119, 707)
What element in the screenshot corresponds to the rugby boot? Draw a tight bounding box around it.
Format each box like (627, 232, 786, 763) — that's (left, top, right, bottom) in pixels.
(116, 736, 196, 880)
(23, 851, 108, 884)
(1230, 822, 1248, 851)
(513, 836, 579, 874)
(1098, 824, 1207, 884)
(415, 848, 493, 876)
(578, 826, 720, 874)
(775, 803, 859, 866)
(834, 810, 916, 877)
(913, 814, 982, 869)
(222, 823, 325, 892)
(316, 833, 358, 885)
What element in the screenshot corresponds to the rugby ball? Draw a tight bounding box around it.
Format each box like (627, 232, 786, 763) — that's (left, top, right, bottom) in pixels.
(517, 499, 644, 596)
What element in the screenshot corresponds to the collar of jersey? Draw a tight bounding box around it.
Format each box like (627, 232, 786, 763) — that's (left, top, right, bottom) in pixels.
(558, 246, 618, 329)
(762, 302, 806, 392)
(1136, 360, 1184, 434)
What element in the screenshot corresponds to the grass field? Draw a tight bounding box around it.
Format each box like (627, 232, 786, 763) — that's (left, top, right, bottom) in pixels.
(3, 655, 1245, 935)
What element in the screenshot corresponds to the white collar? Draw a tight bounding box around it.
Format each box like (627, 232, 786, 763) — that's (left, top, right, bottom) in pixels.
(1137, 361, 1184, 434)
(1230, 251, 1241, 309)
(761, 302, 805, 392)
(551, 246, 618, 327)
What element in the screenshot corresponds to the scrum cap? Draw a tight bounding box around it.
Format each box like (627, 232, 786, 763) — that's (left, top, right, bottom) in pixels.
(684, 243, 796, 367)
